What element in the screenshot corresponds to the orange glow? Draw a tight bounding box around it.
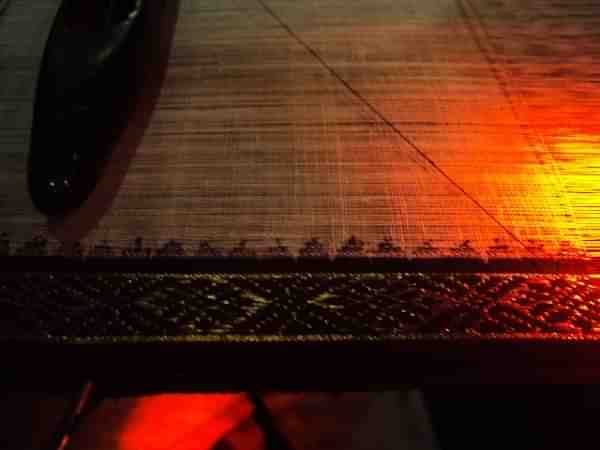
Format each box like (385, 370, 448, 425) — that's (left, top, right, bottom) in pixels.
(553, 133, 600, 154)
(547, 132, 600, 257)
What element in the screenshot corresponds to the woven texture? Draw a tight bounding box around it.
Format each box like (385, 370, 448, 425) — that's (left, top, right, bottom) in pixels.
(0, 0, 598, 259)
(1, 272, 598, 340)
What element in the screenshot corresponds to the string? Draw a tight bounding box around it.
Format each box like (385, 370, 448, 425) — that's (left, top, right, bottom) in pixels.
(255, 0, 531, 252)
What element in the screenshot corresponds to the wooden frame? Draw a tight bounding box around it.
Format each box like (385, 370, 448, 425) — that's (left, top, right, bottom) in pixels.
(1, 251, 599, 389)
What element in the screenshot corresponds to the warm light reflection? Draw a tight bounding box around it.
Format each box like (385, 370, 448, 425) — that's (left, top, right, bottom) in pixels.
(548, 132, 600, 257)
(553, 133, 600, 155)
(118, 394, 253, 450)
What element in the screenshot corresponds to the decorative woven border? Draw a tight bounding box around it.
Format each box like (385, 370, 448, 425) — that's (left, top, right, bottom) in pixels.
(1, 272, 599, 341)
(2, 233, 599, 386)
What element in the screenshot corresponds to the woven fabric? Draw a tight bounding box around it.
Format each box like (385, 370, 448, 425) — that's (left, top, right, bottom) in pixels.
(0, 0, 597, 259)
